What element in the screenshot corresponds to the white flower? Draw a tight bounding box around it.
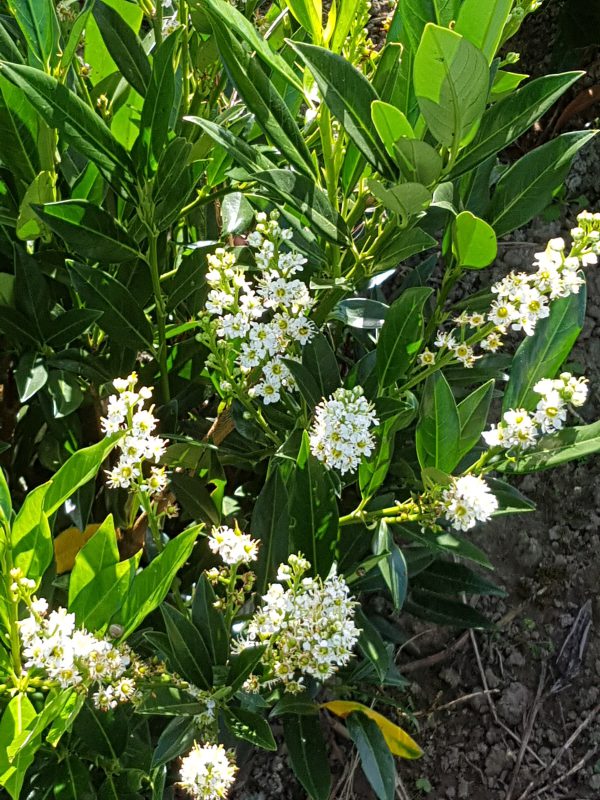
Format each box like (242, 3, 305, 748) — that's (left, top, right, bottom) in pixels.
(480, 331, 503, 352)
(483, 408, 538, 450)
(434, 331, 457, 349)
(180, 743, 237, 800)
(453, 342, 477, 368)
(237, 557, 359, 688)
(418, 348, 435, 366)
(442, 475, 498, 532)
(309, 387, 378, 474)
(533, 389, 567, 434)
(208, 525, 259, 565)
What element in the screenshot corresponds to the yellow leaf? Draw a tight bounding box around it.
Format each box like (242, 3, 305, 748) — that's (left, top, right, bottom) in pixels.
(322, 700, 423, 759)
(54, 524, 100, 574)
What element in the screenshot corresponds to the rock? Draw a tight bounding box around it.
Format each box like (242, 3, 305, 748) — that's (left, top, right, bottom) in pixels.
(458, 779, 470, 799)
(507, 650, 526, 668)
(485, 745, 507, 778)
(485, 667, 501, 689)
(498, 682, 532, 725)
(440, 668, 462, 688)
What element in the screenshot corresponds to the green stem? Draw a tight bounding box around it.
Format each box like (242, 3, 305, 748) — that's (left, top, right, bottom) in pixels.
(1, 527, 22, 676)
(148, 234, 170, 404)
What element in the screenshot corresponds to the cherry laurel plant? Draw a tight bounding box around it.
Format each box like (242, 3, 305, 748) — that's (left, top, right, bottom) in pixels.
(0, 0, 599, 798)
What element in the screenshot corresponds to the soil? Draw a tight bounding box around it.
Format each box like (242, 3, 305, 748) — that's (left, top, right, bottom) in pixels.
(232, 3, 600, 798)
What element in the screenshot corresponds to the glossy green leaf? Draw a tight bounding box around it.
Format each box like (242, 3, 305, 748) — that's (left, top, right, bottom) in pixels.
(14, 248, 49, 344)
(394, 138, 443, 185)
(456, 379, 494, 459)
(221, 192, 254, 235)
(16, 169, 55, 241)
(223, 707, 277, 751)
(416, 371, 461, 473)
(138, 29, 180, 168)
(452, 210, 497, 268)
(46, 309, 102, 348)
(69, 261, 154, 351)
(290, 41, 394, 175)
(503, 287, 586, 411)
(11, 482, 52, 581)
(373, 521, 407, 610)
(0, 63, 134, 190)
(191, 574, 229, 666)
(488, 131, 598, 236)
(185, 115, 273, 174)
(406, 589, 495, 628)
(455, 0, 512, 62)
(252, 466, 290, 594)
(415, 560, 506, 596)
(0, 75, 39, 186)
(486, 476, 535, 514)
(371, 100, 414, 154)
(152, 137, 199, 230)
(46, 371, 83, 418)
(283, 0, 322, 40)
(0, 468, 11, 523)
(92, 0, 150, 96)
(7, 0, 59, 70)
(117, 526, 200, 639)
(367, 179, 431, 223)
(0, 693, 39, 800)
(500, 419, 600, 473)
(346, 712, 395, 800)
(34, 199, 140, 262)
(60, 0, 95, 72)
(414, 24, 488, 148)
(15, 352, 48, 402)
(373, 227, 437, 272)
(151, 717, 196, 768)
(161, 603, 212, 688)
(227, 646, 267, 693)
(356, 608, 390, 681)
(330, 0, 362, 52)
(283, 714, 331, 800)
(377, 286, 432, 387)
(302, 333, 341, 398)
(253, 169, 350, 244)
(0, 307, 40, 347)
(451, 72, 583, 178)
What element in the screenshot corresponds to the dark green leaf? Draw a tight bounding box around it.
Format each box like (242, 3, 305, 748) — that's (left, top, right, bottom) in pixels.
(346, 712, 395, 800)
(356, 608, 391, 681)
(151, 717, 196, 768)
(46, 309, 102, 348)
(499, 420, 600, 474)
(282, 714, 331, 800)
(138, 29, 180, 167)
(161, 604, 212, 689)
(7, 0, 59, 70)
(415, 560, 506, 596)
(191, 574, 229, 666)
(223, 707, 276, 751)
(406, 589, 495, 628)
(15, 352, 47, 401)
(456, 379, 494, 459)
(373, 521, 407, 610)
(416, 371, 461, 473)
(377, 286, 432, 387)
(301, 333, 341, 398)
(252, 466, 290, 594)
(184, 116, 274, 174)
(227, 646, 266, 693)
(92, 0, 151, 96)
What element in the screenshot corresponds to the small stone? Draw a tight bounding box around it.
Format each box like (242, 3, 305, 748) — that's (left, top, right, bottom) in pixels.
(458, 779, 470, 799)
(498, 682, 531, 725)
(507, 650, 526, 668)
(440, 668, 461, 688)
(485, 667, 501, 689)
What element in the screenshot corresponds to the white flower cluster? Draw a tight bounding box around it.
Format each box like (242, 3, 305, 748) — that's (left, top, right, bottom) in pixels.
(179, 743, 237, 800)
(442, 475, 499, 532)
(207, 524, 259, 565)
(483, 372, 588, 450)
(204, 211, 314, 405)
(101, 373, 168, 496)
(237, 555, 360, 691)
(309, 387, 378, 474)
(18, 604, 137, 711)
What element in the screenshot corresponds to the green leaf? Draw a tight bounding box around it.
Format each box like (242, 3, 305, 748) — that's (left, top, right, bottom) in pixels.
(283, 0, 322, 40)
(52, 753, 95, 800)
(377, 286, 432, 387)
(282, 358, 322, 409)
(7, 0, 59, 70)
(14, 352, 48, 402)
(289, 42, 394, 175)
(46, 309, 102, 348)
(415, 560, 506, 596)
(486, 477, 535, 514)
(184, 116, 274, 174)
(44, 435, 120, 517)
(14, 248, 49, 344)
(457, 379, 494, 459)
(394, 138, 443, 185)
(117, 526, 200, 639)
(227, 646, 266, 693)
(356, 608, 391, 681)
(252, 466, 290, 594)
(288, 433, 338, 576)
(406, 589, 494, 628)
(0, 468, 11, 524)
(360, 434, 393, 500)
(0, 75, 39, 186)
(208, 17, 315, 177)
(270, 696, 319, 717)
(46, 371, 83, 418)
(503, 288, 586, 411)
(33, 200, 140, 262)
(253, 169, 350, 244)
(223, 707, 277, 751)
(499, 419, 600, 474)
(367, 179, 431, 223)
(488, 131, 598, 237)
(151, 717, 196, 769)
(455, 0, 512, 62)
(346, 712, 395, 800)
(16, 170, 55, 241)
(416, 371, 461, 473)
(161, 603, 212, 689)
(152, 137, 199, 230)
(0, 63, 134, 191)
(11, 483, 52, 581)
(60, 0, 95, 72)
(371, 100, 414, 154)
(452, 210, 497, 268)
(451, 72, 584, 178)
(414, 24, 488, 148)
(191, 574, 229, 666)
(221, 192, 254, 235)
(0, 693, 39, 800)
(138, 29, 180, 168)
(0, 306, 40, 347)
(283, 714, 331, 800)
(373, 227, 437, 272)
(69, 261, 154, 351)
(373, 521, 407, 610)
(302, 333, 341, 398)
(92, 0, 151, 96)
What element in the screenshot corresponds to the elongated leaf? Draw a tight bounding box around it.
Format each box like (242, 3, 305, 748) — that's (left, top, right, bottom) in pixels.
(373, 521, 407, 610)
(374, 227, 437, 271)
(323, 700, 422, 758)
(302, 333, 341, 397)
(451, 72, 583, 178)
(488, 131, 597, 236)
(209, 17, 315, 177)
(92, 0, 150, 96)
(500, 419, 600, 473)
(0, 63, 134, 190)
(0, 76, 39, 186)
(191, 574, 228, 665)
(283, 0, 322, 40)
(252, 466, 290, 594)
(0, 693, 39, 800)
(61, 0, 95, 72)
(223, 707, 277, 751)
(457, 379, 494, 459)
(414, 24, 488, 148)
(283, 714, 331, 800)
(486, 477, 535, 514)
(0, 306, 40, 346)
(406, 588, 495, 629)
(46, 309, 102, 347)
(161, 603, 212, 688)
(15, 352, 48, 402)
(11, 483, 52, 581)
(151, 717, 196, 768)
(346, 712, 395, 800)
(117, 526, 200, 639)
(415, 560, 506, 596)
(290, 41, 394, 175)
(416, 371, 461, 473)
(253, 169, 349, 244)
(455, 0, 511, 62)
(377, 287, 432, 387)
(33, 200, 140, 262)
(185, 115, 274, 173)
(7, 0, 59, 70)
(138, 29, 180, 167)
(69, 261, 154, 351)
(503, 287, 586, 411)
